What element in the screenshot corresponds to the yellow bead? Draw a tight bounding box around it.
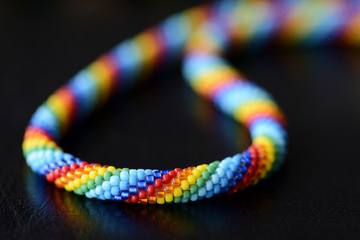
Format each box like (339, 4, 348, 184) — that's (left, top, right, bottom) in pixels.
(157, 197, 165, 204)
(187, 175, 196, 185)
(192, 169, 201, 178)
(81, 174, 89, 184)
(181, 180, 190, 190)
(65, 181, 74, 191)
(74, 178, 81, 188)
(107, 166, 116, 172)
(173, 187, 182, 197)
(89, 170, 97, 180)
(98, 167, 106, 176)
(165, 193, 173, 203)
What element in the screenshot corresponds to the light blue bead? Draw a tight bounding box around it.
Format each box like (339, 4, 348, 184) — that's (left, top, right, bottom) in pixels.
(110, 175, 120, 186)
(198, 187, 206, 197)
(216, 168, 225, 178)
(190, 193, 198, 201)
(181, 197, 189, 203)
(104, 191, 111, 199)
(145, 169, 153, 176)
(95, 185, 103, 195)
(129, 175, 137, 186)
(85, 192, 92, 198)
(226, 170, 234, 180)
(111, 186, 120, 196)
(102, 181, 111, 191)
(120, 171, 129, 180)
(220, 178, 228, 188)
(89, 189, 96, 198)
(137, 170, 146, 181)
(211, 174, 220, 184)
(129, 169, 137, 176)
(120, 180, 129, 191)
(206, 181, 213, 191)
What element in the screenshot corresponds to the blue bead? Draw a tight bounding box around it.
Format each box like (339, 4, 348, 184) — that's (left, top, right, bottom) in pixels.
(235, 173, 243, 181)
(121, 191, 129, 200)
(213, 184, 221, 194)
(240, 166, 247, 173)
(153, 171, 162, 179)
(160, 170, 169, 175)
(206, 190, 214, 198)
(145, 169, 153, 176)
(129, 186, 137, 195)
(137, 180, 146, 190)
(146, 175, 154, 184)
(221, 187, 229, 193)
(120, 180, 129, 190)
(229, 180, 236, 189)
(113, 195, 122, 201)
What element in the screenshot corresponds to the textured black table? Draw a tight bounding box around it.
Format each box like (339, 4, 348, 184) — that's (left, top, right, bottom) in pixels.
(1, 0, 360, 239)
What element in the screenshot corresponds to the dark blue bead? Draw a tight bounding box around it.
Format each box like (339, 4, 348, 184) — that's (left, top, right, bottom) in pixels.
(243, 157, 250, 167)
(129, 186, 137, 195)
(244, 151, 251, 159)
(146, 175, 154, 184)
(221, 187, 229, 193)
(137, 180, 146, 190)
(235, 172, 243, 181)
(121, 191, 129, 200)
(161, 170, 169, 175)
(153, 171, 162, 179)
(229, 180, 236, 189)
(240, 166, 247, 173)
(113, 195, 122, 201)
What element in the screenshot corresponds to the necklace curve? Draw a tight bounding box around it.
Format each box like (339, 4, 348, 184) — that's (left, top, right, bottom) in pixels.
(23, 0, 354, 204)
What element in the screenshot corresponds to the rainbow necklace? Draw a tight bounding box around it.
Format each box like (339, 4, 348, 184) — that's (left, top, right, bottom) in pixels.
(25, 0, 353, 204)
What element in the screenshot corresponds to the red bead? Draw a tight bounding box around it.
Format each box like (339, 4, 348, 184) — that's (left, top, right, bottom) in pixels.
(53, 168, 61, 178)
(124, 198, 132, 204)
(46, 172, 55, 182)
(242, 175, 249, 185)
(169, 171, 177, 178)
(154, 178, 163, 188)
(70, 163, 79, 171)
(131, 194, 139, 203)
(174, 168, 182, 173)
(147, 185, 155, 195)
(247, 167, 254, 177)
(162, 174, 171, 184)
(79, 161, 88, 168)
(139, 190, 147, 199)
(61, 166, 70, 174)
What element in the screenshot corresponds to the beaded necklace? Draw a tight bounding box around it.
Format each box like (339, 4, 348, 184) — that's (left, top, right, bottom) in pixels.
(24, 0, 354, 204)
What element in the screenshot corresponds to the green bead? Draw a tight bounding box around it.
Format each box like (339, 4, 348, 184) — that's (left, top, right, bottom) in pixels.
(207, 166, 216, 174)
(174, 197, 182, 203)
(74, 188, 84, 195)
(95, 175, 103, 185)
(201, 171, 211, 181)
(122, 168, 129, 172)
(190, 185, 198, 194)
(197, 177, 205, 187)
(183, 190, 190, 199)
(87, 180, 95, 189)
(112, 169, 121, 176)
(81, 184, 88, 193)
(104, 171, 112, 181)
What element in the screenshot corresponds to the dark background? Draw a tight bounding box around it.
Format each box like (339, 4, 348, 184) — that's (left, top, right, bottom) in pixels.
(1, 0, 360, 239)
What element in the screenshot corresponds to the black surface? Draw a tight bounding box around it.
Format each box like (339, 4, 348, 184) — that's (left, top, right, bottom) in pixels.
(1, 0, 360, 239)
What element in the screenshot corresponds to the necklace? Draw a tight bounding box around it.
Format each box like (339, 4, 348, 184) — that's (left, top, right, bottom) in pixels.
(23, 0, 347, 204)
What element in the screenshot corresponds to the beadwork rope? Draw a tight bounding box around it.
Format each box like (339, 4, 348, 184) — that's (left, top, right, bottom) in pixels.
(23, 0, 356, 204)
